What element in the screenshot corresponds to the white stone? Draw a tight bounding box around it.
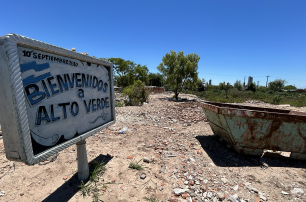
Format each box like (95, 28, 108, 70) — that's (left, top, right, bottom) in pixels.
(233, 185, 238, 191)
(173, 188, 186, 195)
(217, 192, 225, 200)
(189, 157, 195, 162)
(233, 194, 238, 200)
(291, 188, 304, 194)
(221, 178, 228, 184)
(143, 157, 150, 163)
(281, 191, 289, 195)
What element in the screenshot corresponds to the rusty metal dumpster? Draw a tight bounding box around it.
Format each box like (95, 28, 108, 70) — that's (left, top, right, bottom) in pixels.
(202, 101, 306, 160)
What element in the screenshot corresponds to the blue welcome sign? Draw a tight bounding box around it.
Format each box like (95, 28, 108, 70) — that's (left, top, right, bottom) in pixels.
(0, 34, 115, 165)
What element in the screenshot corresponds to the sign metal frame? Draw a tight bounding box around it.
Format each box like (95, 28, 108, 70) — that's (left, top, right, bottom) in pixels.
(0, 34, 115, 165)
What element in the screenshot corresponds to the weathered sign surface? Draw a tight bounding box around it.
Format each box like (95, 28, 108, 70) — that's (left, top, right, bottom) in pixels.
(202, 101, 306, 160)
(0, 34, 115, 165)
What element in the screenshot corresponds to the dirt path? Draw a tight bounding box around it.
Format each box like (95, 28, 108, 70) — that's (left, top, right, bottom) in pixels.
(0, 93, 306, 202)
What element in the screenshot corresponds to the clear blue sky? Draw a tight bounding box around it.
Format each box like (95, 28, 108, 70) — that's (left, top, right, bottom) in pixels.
(1, 0, 306, 88)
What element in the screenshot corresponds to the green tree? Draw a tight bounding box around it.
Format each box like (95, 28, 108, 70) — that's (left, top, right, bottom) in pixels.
(219, 82, 226, 90)
(247, 82, 256, 92)
(234, 80, 243, 91)
(108, 58, 136, 87)
(269, 79, 287, 92)
(148, 73, 164, 86)
(196, 78, 206, 91)
(134, 64, 149, 84)
(284, 85, 297, 90)
(157, 51, 200, 100)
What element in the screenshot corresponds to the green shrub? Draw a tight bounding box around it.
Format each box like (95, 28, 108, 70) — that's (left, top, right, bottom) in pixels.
(115, 102, 123, 107)
(257, 86, 267, 93)
(272, 96, 282, 105)
(292, 100, 305, 107)
(123, 80, 150, 106)
(230, 88, 243, 98)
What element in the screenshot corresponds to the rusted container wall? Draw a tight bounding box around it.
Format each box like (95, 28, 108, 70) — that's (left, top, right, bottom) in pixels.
(202, 101, 306, 160)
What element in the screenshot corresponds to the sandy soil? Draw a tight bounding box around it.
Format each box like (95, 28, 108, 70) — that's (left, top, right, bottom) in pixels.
(0, 93, 306, 202)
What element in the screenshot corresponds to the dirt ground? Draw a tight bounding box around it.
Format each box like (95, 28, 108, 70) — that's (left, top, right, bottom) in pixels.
(1, 93, 306, 202)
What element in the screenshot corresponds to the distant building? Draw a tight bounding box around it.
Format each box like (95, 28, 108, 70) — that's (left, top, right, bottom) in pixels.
(209, 79, 212, 85)
(248, 76, 253, 85)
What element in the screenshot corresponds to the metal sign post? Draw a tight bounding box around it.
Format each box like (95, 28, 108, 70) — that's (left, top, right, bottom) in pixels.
(76, 140, 89, 180)
(0, 34, 116, 174)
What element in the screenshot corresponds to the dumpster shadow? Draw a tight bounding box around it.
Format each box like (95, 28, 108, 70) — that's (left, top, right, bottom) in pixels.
(195, 134, 306, 168)
(41, 153, 112, 202)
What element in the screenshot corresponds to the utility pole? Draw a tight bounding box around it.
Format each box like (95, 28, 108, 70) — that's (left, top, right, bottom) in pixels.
(266, 76, 270, 88)
(243, 76, 246, 88)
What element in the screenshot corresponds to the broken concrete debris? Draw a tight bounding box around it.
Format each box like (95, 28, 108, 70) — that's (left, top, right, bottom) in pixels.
(1, 93, 306, 201)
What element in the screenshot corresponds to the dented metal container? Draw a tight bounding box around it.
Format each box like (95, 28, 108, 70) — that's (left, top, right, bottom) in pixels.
(202, 101, 306, 160)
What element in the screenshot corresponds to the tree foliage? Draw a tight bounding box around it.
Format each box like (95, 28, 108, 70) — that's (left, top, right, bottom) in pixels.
(107, 58, 149, 88)
(134, 64, 149, 84)
(269, 79, 287, 92)
(219, 82, 226, 90)
(157, 51, 200, 100)
(284, 85, 297, 90)
(234, 80, 243, 91)
(257, 86, 267, 92)
(148, 73, 164, 86)
(247, 82, 256, 92)
(196, 78, 206, 91)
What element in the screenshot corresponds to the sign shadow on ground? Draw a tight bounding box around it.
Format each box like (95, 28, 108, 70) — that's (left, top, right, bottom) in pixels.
(42, 154, 113, 202)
